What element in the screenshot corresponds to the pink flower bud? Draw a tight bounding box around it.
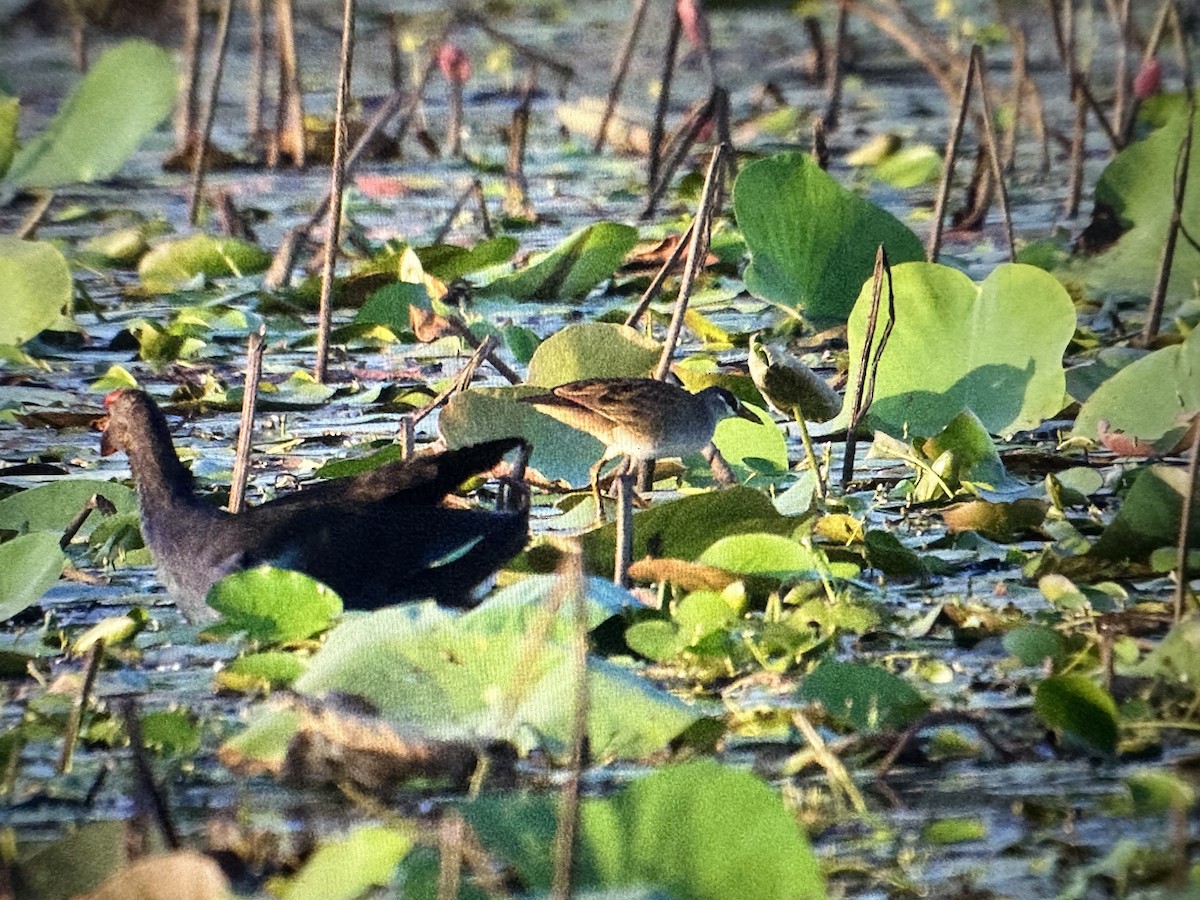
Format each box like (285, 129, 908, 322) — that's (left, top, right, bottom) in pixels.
(437, 43, 471, 85)
(1133, 57, 1161, 101)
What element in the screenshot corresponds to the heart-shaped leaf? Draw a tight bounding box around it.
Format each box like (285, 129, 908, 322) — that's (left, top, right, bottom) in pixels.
(1034, 674, 1118, 754)
(830, 261, 1075, 438)
(735, 151, 924, 323)
(526, 322, 661, 386)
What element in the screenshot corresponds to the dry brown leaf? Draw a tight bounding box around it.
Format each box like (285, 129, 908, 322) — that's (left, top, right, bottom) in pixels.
(626, 557, 739, 592)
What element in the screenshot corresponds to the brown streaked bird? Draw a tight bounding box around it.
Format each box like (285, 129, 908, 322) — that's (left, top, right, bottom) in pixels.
(519, 377, 757, 514)
(100, 389, 529, 621)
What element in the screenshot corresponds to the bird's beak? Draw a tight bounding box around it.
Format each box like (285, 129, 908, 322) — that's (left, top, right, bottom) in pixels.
(736, 403, 761, 423)
(99, 418, 117, 457)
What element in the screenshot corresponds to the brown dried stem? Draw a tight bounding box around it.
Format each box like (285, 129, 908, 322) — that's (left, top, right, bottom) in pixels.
(174, 0, 203, 152)
(57, 638, 105, 776)
(1176, 415, 1200, 623)
(313, 0, 358, 384)
(823, 0, 848, 130)
(842, 246, 894, 487)
(594, 0, 651, 155)
(270, 0, 305, 168)
(187, 0, 234, 226)
(927, 49, 975, 263)
(654, 143, 727, 380)
(624, 221, 694, 329)
(970, 45, 1016, 261)
(649, 9, 683, 191)
(229, 325, 266, 514)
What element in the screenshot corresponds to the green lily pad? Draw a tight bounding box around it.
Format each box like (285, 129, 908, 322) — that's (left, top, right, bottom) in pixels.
(0, 238, 72, 346)
(734, 151, 924, 323)
(480, 222, 638, 302)
(798, 660, 928, 733)
(1034, 674, 1118, 754)
(138, 234, 272, 293)
(439, 388, 604, 486)
(1073, 100, 1200, 306)
(580, 487, 793, 577)
(281, 825, 414, 900)
(699, 533, 858, 580)
(206, 566, 343, 643)
(1074, 327, 1200, 451)
(460, 760, 825, 900)
(830, 261, 1075, 438)
(3, 40, 175, 191)
(0, 95, 18, 180)
(0, 532, 65, 621)
(0, 480, 136, 536)
(1091, 464, 1200, 561)
(352, 281, 429, 334)
(415, 236, 519, 280)
(526, 322, 660, 386)
(293, 588, 697, 760)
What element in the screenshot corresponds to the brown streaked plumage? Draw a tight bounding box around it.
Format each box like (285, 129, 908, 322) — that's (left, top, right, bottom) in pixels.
(519, 377, 756, 514)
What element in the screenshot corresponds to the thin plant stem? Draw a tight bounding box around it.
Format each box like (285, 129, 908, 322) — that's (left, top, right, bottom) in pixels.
(624, 221, 694, 329)
(594, 0, 651, 154)
(842, 246, 895, 487)
(271, 0, 305, 168)
(792, 407, 827, 501)
(188, 0, 235, 226)
(1142, 90, 1195, 344)
(649, 9, 683, 191)
(313, 0, 358, 384)
(824, 0, 847, 129)
(970, 45, 1016, 261)
(551, 553, 589, 900)
(246, 0, 266, 139)
(117, 696, 181, 850)
(229, 325, 266, 514)
(654, 143, 727, 380)
(57, 639, 105, 776)
(614, 473, 635, 587)
(1174, 415, 1200, 623)
(175, 0, 203, 152)
(927, 49, 975, 263)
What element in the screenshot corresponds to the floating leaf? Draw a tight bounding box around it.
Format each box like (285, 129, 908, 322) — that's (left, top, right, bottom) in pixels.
(3, 41, 175, 191)
(699, 533, 857, 580)
(1074, 101, 1200, 306)
(0, 532, 65, 621)
(480, 222, 638, 301)
(206, 566, 343, 643)
(526, 322, 660, 386)
(293, 586, 697, 759)
(440, 388, 604, 486)
(1091, 464, 1199, 561)
(1074, 327, 1200, 452)
(580, 487, 793, 577)
(735, 151, 924, 323)
(1003, 624, 1067, 668)
(921, 817, 987, 845)
(798, 660, 928, 733)
(415, 236, 519, 280)
(0, 480, 136, 536)
(829, 262, 1075, 438)
(138, 234, 271, 293)
(1034, 674, 1118, 754)
(0, 95, 18, 180)
(352, 281, 429, 333)
(461, 760, 825, 900)
(0, 238, 72, 346)
(280, 825, 414, 900)
(216, 650, 306, 693)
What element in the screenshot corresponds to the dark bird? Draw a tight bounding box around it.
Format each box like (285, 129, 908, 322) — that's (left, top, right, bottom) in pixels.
(519, 377, 756, 513)
(100, 389, 528, 620)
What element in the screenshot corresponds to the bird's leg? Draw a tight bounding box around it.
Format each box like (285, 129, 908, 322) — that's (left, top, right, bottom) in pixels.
(589, 456, 609, 522)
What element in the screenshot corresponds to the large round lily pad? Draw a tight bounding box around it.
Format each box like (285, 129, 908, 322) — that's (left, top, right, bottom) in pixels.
(830, 261, 1076, 438)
